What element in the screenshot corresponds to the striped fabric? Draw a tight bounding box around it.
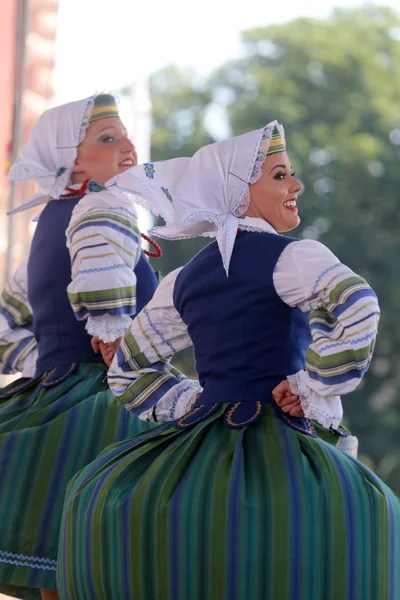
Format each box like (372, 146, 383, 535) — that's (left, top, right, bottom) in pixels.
(88, 94, 119, 122)
(305, 271, 379, 390)
(0, 329, 36, 375)
(265, 126, 286, 155)
(56, 240, 400, 599)
(68, 285, 138, 319)
(0, 260, 37, 375)
(249, 124, 286, 164)
(109, 359, 192, 418)
(117, 310, 179, 370)
(107, 262, 379, 428)
(0, 363, 154, 595)
(57, 403, 400, 600)
(108, 286, 199, 420)
(66, 190, 141, 322)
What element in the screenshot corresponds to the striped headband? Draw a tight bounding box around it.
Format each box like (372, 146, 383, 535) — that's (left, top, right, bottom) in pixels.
(89, 94, 119, 122)
(265, 126, 286, 155)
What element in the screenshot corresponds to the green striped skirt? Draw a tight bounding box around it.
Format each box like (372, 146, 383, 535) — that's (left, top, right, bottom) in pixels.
(0, 363, 153, 598)
(57, 403, 400, 600)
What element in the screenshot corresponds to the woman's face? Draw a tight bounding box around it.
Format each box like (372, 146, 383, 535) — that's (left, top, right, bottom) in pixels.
(72, 117, 137, 185)
(245, 151, 302, 232)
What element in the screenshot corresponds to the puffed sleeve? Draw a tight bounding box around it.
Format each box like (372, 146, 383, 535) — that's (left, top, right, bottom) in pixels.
(108, 267, 201, 421)
(0, 259, 38, 376)
(66, 189, 143, 342)
(273, 239, 379, 429)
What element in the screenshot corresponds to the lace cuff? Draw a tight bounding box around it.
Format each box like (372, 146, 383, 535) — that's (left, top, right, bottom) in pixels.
(85, 315, 132, 343)
(152, 379, 202, 422)
(287, 371, 343, 430)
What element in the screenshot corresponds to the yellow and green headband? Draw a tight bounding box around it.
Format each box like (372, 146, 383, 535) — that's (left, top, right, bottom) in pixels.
(267, 127, 286, 155)
(89, 94, 119, 122)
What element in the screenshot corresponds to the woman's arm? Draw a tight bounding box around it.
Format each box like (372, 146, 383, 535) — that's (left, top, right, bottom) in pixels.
(108, 268, 201, 421)
(66, 190, 143, 343)
(273, 239, 379, 428)
(0, 259, 38, 376)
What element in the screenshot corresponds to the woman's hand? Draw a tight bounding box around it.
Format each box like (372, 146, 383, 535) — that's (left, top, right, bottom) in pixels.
(91, 336, 122, 367)
(272, 379, 304, 418)
(91, 336, 102, 354)
(98, 342, 114, 367)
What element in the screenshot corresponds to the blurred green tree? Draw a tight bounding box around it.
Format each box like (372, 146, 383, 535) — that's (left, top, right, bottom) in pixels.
(149, 5, 400, 492)
(149, 65, 214, 273)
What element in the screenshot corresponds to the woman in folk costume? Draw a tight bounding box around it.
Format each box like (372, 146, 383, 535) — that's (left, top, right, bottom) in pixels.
(57, 122, 400, 600)
(0, 94, 162, 600)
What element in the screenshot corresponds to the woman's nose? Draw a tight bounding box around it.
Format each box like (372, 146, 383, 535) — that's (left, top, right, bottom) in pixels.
(122, 137, 135, 152)
(292, 176, 303, 193)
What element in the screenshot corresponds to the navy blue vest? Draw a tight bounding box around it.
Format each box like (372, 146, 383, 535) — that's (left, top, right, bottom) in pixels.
(28, 196, 158, 376)
(174, 231, 312, 407)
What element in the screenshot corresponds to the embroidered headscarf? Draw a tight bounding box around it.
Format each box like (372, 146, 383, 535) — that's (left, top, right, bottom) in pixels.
(110, 121, 286, 274)
(8, 93, 118, 215)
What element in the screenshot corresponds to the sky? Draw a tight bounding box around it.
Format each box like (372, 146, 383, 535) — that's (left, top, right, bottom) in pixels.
(53, 0, 400, 105)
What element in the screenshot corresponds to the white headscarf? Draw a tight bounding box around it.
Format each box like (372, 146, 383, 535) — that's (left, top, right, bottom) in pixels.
(7, 95, 97, 215)
(110, 120, 285, 274)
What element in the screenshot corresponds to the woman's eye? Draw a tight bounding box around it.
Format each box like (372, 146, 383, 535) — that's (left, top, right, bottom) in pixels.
(274, 172, 285, 180)
(101, 136, 115, 143)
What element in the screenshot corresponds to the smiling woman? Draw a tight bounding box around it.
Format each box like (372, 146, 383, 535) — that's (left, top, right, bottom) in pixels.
(73, 117, 138, 184)
(57, 121, 400, 600)
(0, 93, 160, 600)
(244, 152, 302, 230)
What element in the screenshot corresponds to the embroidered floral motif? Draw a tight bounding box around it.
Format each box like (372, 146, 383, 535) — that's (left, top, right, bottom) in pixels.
(160, 186, 172, 201)
(144, 163, 155, 179)
(88, 180, 106, 192)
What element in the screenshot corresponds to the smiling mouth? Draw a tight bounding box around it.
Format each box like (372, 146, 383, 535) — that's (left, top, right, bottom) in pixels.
(119, 158, 135, 167)
(283, 198, 298, 211)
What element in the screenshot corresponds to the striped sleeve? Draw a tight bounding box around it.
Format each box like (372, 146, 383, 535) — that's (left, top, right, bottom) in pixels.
(66, 190, 142, 343)
(108, 268, 201, 421)
(0, 259, 38, 375)
(305, 273, 378, 388)
(275, 239, 380, 428)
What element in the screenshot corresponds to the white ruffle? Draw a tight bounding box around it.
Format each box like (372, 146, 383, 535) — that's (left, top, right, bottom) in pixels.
(232, 121, 285, 218)
(287, 371, 343, 430)
(249, 122, 285, 184)
(85, 315, 132, 343)
(77, 96, 95, 144)
(153, 379, 202, 421)
(171, 380, 201, 419)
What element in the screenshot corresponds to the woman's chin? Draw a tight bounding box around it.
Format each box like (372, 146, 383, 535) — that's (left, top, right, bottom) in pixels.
(290, 214, 301, 230)
(276, 214, 301, 233)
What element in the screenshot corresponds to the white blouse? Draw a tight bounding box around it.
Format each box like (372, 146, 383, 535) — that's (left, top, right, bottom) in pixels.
(0, 186, 147, 376)
(0, 259, 38, 377)
(66, 188, 143, 342)
(109, 217, 380, 429)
